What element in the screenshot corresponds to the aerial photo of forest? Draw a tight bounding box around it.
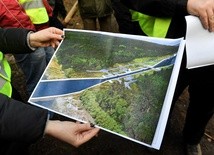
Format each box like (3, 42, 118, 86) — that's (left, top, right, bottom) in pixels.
(32, 30, 181, 146)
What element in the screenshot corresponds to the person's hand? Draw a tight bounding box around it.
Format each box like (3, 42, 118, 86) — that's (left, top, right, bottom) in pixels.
(187, 0, 214, 32)
(44, 120, 100, 147)
(29, 27, 64, 48)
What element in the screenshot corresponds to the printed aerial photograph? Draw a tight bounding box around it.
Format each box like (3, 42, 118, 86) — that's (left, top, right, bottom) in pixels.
(29, 29, 184, 149)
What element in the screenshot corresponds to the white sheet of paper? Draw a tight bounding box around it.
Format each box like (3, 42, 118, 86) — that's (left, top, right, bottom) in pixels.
(185, 15, 214, 69)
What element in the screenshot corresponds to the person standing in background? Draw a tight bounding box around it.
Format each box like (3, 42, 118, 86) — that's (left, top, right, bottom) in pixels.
(111, 0, 142, 35)
(78, 0, 114, 32)
(48, 0, 67, 29)
(0, 0, 55, 98)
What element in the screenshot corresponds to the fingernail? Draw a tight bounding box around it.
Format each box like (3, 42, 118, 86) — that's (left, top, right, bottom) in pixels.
(61, 35, 65, 39)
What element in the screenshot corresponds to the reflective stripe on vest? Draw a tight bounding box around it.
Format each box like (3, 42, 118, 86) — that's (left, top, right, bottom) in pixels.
(19, 0, 49, 24)
(130, 10, 171, 38)
(0, 52, 12, 97)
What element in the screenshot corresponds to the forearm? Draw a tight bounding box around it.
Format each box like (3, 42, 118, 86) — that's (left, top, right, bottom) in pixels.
(120, 0, 188, 17)
(0, 28, 34, 54)
(0, 94, 48, 143)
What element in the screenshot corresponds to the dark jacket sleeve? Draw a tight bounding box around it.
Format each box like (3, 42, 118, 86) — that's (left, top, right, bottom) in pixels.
(120, 0, 189, 38)
(0, 28, 34, 54)
(120, 0, 188, 17)
(0, 93, 48, 143)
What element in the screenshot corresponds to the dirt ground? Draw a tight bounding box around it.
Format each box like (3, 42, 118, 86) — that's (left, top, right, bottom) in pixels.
(10, 0, 214, 155)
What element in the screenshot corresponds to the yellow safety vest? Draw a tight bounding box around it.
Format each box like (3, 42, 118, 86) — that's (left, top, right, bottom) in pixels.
(0, 52, 12, 97)
(130, 10, 171, 38)
(19, 0, 49, 24)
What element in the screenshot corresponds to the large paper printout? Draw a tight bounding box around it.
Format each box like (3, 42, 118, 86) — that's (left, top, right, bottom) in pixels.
(29, 29, 185, 149)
